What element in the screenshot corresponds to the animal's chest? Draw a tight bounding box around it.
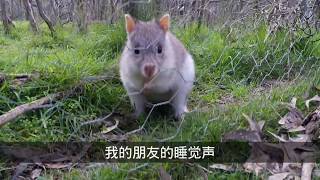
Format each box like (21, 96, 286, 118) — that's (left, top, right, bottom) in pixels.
(131, 70, 177, 103)
(142, 86, 174, 103)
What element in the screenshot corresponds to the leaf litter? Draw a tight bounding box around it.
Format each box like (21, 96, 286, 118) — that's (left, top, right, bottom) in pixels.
(3, 112, 136, 179)
(219, 96, 320, 179)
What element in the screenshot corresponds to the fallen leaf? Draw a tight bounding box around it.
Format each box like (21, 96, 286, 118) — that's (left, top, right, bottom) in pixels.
(209, 164, 235, 172)
(223, 130, 261, 142)
(305, 95, 320, 109)
(268, 172, 291, 180)
(278, 106, 303, 130)
(242, 113, 264, 133)
(281, 163, 301, 174)
(288, 126, 305, 133)
(268, 131, 287, 142)
(31, 168, 42, 180)
(289, 134, 311, 142)
(12, 163, 31, 180)
(302, 109, 320, 139)
(243, 162, 266, 176)
(101, 119, 119, 134)
(243, 144, 278, 175)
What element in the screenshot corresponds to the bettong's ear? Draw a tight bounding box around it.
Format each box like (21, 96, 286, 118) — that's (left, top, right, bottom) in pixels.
(125, 14, 136, 33)
(159, 14, 170, 32)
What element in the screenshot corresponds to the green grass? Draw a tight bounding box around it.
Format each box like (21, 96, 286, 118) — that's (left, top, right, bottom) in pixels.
(0, 21, 319, 179)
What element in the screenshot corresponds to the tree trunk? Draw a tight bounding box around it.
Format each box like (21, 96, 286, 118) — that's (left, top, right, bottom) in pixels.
(49, 0, 59, 25)
(75, 0, 88, 33)
(197, 0, 205, 28)
(1, 0, 14, 34)
(123, 0, 161, 20)
(35, 0, 55, 37)
(23, 0, 38, 33)
(109, 0, 116, 24)
(316, 0, 320, 23)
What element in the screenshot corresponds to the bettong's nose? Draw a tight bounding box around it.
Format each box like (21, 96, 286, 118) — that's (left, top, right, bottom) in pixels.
(144, 64, 156, 78)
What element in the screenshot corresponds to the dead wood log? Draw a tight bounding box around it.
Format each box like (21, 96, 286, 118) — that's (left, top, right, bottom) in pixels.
(0, 86, 82, 127)
(0, 72, 40, 86)
(0, 75, 114, 127)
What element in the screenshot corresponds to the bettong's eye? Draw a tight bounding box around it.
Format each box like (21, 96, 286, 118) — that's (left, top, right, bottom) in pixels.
(134, 49, 140, 54)
(157, 45, 162, 54)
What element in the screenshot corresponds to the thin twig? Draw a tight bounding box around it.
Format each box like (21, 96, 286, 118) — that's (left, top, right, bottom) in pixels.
(0, 87, 81, 127)
(0, 75, 113, 127)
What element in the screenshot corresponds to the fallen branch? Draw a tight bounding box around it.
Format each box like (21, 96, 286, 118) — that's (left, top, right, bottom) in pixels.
(0, 86, 82, 127)
(0, 72, 41, 86)
(0, 74, 114, 127)
(0, 72, 40, 80)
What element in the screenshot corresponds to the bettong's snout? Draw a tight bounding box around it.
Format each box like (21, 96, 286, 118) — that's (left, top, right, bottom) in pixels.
(143, 63, 156, 78)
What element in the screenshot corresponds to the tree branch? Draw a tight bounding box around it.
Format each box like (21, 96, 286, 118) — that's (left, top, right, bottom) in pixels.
(0, 75, 114, 127)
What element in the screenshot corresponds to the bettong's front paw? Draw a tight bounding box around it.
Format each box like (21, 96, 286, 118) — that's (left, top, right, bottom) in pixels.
(174, 106, 189, 121)
(174, 111, 187, 121)
(130, 110, 144, 119)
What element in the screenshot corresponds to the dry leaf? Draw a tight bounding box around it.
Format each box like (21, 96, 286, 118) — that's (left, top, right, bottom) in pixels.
(223, 114, 264, 142)
(224, 96, 320, 179)
(278, 107, 303, 130)
(287, 126, 305, 133)
(209, 164, 235, 172)
(268, 172, 291, 180)
(223, 130, 261, 142)
(243, 144, 278, 175)
(243, 162, 266, 176)
(268, 131, 287, 142)
(31, 168, 42, 180)
(242, 113, 264, 133)
(289, 134, 311, 142)
(101, 119, 119, 134)
(302, 109, 320, 138)
(305, 95, 320, 109)
(281, 163, 301, 175)
(12, 163, 30, 180)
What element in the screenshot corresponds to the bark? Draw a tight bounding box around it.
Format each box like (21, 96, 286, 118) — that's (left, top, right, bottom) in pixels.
(0, 0, 14, 34)
(35, 0, 55, 37)
(49, 0, 59, 25)
(22, 0, 38, 33)
(75, 0, 88, 32)
(197, 0, 205, 28)
(153, 0, 161, 17)
(0, 90, 74, 127)
(110, 0, 116, 24)
(314, 0, 320, 24)
(123, 0, 160, 20)
(0, 75, 113, 127)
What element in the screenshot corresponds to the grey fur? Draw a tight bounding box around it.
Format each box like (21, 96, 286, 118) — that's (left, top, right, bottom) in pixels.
(120, 15, 195, 120)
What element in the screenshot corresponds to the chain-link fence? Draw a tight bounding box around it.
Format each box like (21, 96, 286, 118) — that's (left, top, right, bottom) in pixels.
(1, 0, 320, 141)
